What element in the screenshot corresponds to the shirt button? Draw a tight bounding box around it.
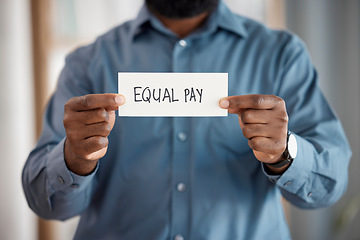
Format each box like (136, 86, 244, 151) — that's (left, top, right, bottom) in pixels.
(71, 184, 80, 189)
(177, 132, 187, 142)
(174, 234, 184, 240)
(177, 183, 186, 192)
(284, 181, 292, 186)
(307, 192, 312, 197)
(58, 176, 65, 184)
(179, 39, 187, 47)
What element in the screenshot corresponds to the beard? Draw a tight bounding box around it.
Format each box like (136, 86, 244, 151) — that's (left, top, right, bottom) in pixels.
(145, 0, 220, 19)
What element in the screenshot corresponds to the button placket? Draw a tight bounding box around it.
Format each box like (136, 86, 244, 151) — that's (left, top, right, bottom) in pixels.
(174, 234, 184, 240)
(170, 38, 191, 238)
(170, 119, 191, 238)
(177, 132, 187, 142)
(177, 183, 186, 192)
(178, 39, 187, 47)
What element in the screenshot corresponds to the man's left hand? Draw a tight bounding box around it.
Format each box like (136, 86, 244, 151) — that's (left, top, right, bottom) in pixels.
(219, 94, 288, 167)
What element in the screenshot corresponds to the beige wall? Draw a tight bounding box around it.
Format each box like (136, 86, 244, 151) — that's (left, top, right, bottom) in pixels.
(0, 0, 37, 239)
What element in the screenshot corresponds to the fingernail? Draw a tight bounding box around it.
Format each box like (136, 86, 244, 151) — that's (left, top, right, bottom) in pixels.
(115, 95, 125, 105)
(219, 99, 230, 109)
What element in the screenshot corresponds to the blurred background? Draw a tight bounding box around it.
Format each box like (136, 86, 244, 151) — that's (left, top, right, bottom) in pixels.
(0, 0, 359, 239)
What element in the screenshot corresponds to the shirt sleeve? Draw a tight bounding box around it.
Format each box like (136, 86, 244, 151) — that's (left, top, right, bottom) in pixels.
(264, 34, 352, 209)
(22, 45, 98, 220)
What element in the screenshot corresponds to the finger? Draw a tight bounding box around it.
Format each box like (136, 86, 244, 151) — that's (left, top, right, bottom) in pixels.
(67, 122, 112, 141)
(240, 109, 272, 124)
(238, 115, 244, 130)
(108, 110, 116, 129)
(220, 94, 283, 111)
(253, 150, 283, 164)
(64, 108, 109, 125)
(74, 136, 109, 160)
(83, 122, 112, 139)
(242, 123, 271, 139)
(228, 107, 245, 115)
(248, 136, 286, 155)
(65, 94, 125, 112)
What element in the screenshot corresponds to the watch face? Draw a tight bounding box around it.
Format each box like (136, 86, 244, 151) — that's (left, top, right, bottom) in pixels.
(288, 133, 298, 159)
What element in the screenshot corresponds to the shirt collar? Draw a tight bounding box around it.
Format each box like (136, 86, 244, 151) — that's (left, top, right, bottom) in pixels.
(128, 6, 152, 38)
(214, 0, 248, 38)
(129, 0, 248, 39)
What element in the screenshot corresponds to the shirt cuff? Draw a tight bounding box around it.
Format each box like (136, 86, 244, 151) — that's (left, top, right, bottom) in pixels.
(262, 133, 315, 194)
(46, 138, 98, 192)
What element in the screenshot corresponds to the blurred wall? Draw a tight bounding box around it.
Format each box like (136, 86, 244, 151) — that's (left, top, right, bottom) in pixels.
(285, 0, 360, 239)
(0, 0, 37, 240)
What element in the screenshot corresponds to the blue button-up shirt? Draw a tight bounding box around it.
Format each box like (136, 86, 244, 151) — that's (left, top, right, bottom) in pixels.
(23, 2, 351, 240)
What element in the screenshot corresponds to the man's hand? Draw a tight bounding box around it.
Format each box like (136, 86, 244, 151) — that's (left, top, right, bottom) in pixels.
(219, 94, 289, 173)
(63, 94, 125, 175)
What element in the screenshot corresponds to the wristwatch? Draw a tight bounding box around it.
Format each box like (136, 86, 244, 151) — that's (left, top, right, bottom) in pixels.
(267, 131, 297, 168)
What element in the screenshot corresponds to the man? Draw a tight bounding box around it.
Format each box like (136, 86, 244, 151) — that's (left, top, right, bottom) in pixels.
(22, 0, 351, 239)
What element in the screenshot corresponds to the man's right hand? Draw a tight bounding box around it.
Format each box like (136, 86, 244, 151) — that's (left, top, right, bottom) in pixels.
(63, 94, 125, 175)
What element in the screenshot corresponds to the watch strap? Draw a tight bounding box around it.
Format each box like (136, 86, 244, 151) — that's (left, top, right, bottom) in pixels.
(266, 131, 293, 169)
(266, 158, 292, 168)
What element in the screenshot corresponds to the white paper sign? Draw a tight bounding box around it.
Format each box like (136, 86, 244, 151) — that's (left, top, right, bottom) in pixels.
(118, 72, 228, 117)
